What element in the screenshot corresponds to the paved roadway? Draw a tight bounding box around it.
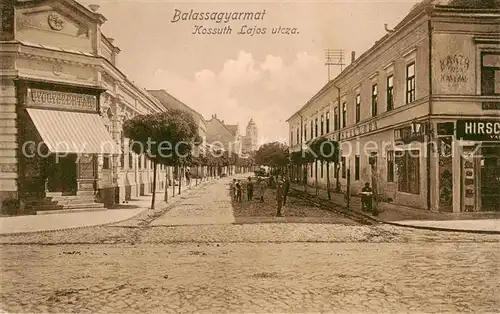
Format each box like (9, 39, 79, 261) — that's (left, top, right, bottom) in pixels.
(1, 176, 499, 313)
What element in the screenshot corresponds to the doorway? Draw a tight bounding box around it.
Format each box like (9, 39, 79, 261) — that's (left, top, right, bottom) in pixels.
(480, 146, 500, 211)
(59, 154, 78, 195)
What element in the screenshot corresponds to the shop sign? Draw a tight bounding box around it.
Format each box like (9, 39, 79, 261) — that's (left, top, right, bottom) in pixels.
(482, 102, 500, 110)
(27, 88, 97, 112)
(456, 120, 500, 141)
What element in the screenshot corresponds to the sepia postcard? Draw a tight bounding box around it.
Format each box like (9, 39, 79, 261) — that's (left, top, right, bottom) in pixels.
(0, 0, 499, 313)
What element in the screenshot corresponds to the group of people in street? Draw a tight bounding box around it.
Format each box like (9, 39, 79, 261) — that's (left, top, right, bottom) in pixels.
(229, 174, 291, 217)
(230, 177, 268, 202)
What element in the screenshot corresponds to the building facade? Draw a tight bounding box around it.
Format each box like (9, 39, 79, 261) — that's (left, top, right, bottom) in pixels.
(287, 0, 500, 213)
(205, 114, 242, 155)
(242, 118, 259, 153)
(0, 0, 173, 212)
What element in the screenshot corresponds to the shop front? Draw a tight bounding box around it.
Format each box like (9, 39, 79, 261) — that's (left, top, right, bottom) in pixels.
(17, 80, 120, 203)
(456, 119, 500, 212)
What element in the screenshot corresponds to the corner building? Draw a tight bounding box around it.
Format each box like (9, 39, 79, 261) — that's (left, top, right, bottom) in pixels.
(0, 0, 170, 212)
(287, 0, 500, 213)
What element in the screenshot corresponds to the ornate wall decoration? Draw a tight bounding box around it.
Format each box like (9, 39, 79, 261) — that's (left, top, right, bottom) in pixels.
(52, 63, 63, 76)
(47, 13, 64, 31)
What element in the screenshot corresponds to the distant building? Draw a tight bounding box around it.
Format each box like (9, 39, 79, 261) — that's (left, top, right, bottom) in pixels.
(147, 89, 207, 150)
(205, 114, 242, 155)
(242, 118, 259, 153)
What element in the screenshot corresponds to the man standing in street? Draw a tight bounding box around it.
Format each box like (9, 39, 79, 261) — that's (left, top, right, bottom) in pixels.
(185, 168, 191, 187)
(258, 177, 267, 202)
(276, 178, 284, 217)
(282, 175, 291, 206)
(247, 177, 254, 201)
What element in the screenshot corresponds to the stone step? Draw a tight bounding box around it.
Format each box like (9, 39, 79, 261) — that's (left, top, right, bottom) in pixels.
(60, 203, 105, 210)
(49, 198, 97, 205)
(36, 206, 106, 215)
(49, 196, 95, 202)
(25, 204, 64, 211)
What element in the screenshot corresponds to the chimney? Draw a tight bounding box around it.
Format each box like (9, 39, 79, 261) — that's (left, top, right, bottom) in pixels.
(351, 51, 356, 64)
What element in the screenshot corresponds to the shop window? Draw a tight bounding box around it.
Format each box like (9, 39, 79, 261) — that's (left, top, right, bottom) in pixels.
(355, 155, 360, 181)
(342, 102, 347, 128)
(341, 157, 346, 178)
(387, 75, 394, 111)
(320, 161, 324, 178)
(326, 111, 330, 133)
(103, 156, 110, 170)
(355, 94, 361, 123)
(371, 84, 378, 117)
(387, 150, 394, 182)
(296, 127, 299, 144)
(406, 62, 416, 104)
(138, 155, 142, 169)
(396, 149, 420, 194)
(481, 53, 500, 95)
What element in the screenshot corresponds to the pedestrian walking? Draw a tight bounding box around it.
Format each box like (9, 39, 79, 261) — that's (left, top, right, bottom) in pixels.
(185, 169, 191, 187)
(283, 175, 291, 206)
(236, 180, 242, 202)
(230, 178, 237, 200)
(361, 182, 373, 212)
(276, 178, 284, 217)
(247, 177, 254, 201)
(258, 177, 267, 202)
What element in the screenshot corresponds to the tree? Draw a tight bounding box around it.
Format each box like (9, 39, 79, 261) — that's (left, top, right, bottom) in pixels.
(123, 109, 198, 209)
(310, 136, 340, 200)
(255, 142, 289, 174)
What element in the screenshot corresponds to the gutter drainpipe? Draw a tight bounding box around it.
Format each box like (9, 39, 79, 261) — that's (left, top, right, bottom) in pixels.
(333, 82, 341, 192)
(427, 9, 433, 211)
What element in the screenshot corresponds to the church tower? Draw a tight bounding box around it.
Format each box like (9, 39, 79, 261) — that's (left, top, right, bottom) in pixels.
(243, 118, 259, 152)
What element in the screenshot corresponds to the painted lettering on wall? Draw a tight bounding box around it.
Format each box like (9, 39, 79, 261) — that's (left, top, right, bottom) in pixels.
(28, 89, 97, 112)
(439, 53, 470, 83)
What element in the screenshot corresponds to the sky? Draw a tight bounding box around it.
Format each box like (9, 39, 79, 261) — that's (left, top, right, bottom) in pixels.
(80, 0, 421, 144)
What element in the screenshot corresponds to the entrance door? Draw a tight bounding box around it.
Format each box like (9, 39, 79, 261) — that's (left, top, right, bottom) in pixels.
(59, 154, 77, 195)
(481, 147, 500, 211)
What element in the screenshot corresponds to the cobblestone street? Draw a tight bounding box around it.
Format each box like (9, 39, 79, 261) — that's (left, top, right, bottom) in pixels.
(1, 177, 499, 313)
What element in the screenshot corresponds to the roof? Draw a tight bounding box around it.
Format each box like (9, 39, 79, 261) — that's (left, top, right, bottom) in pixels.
(147, 89, 204, 121)
(225, 124, 238, 136)
(286, 0, 500, 122)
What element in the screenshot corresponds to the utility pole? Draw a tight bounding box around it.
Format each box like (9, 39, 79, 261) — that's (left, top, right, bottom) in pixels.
(324, 49, 345, 82)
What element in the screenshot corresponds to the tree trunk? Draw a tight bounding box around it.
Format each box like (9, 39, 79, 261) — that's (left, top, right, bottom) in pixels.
(335, 162, 340, 192)
(151, 161, 158, 209)
(315, 161, 318, 196)
(172, 166, 176, 197)
(178, 165, 182, 195)
(326, 162, 331, 200)
(164, 165, 168, 202)
(304, 164, 307, 192)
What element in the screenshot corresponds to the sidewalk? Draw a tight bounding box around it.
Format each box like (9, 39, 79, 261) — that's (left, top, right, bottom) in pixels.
(291, 183, 500, 234)
(0, 178, 216, 235)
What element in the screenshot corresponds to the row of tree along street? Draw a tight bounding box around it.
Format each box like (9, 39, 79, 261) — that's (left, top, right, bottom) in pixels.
(123, 109, 255, 209)
(254, 137, 340, 201)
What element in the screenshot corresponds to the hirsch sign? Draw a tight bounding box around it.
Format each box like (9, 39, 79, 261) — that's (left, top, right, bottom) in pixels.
(456, 120, 500, 141)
